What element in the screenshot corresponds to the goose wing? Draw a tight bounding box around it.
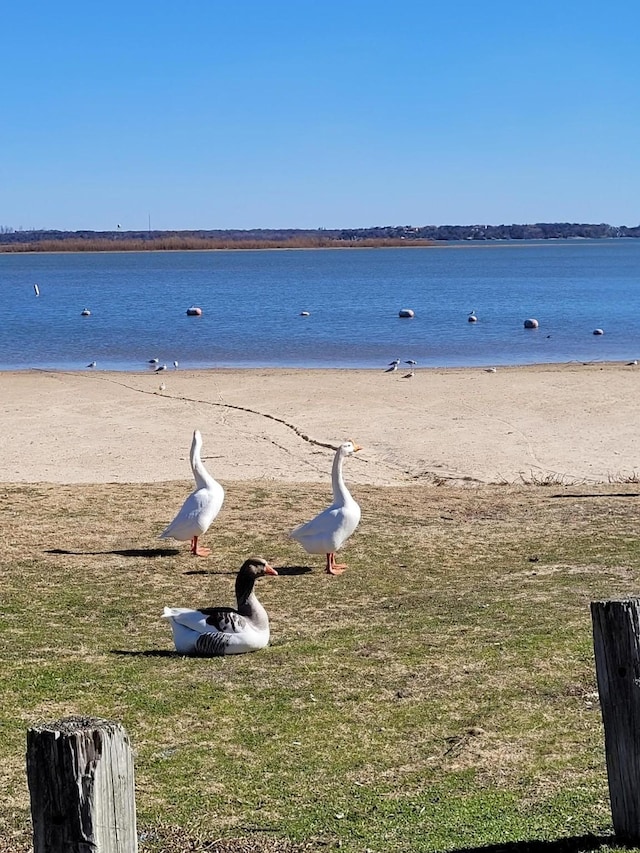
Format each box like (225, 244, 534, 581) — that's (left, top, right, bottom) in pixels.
(198, 606, 249, 634)
(291, 504, 343, 542)
(160, 486, 222, 539)
(178, 488, 218, 524)
(163, 606, 248, 635)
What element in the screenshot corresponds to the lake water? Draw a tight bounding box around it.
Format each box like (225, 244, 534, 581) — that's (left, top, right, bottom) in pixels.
(1, 240, 639, 371)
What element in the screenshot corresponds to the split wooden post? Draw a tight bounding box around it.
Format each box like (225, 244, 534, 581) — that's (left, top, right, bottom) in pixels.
(26, 716, 137, 853)
(591, 598, 640, 841)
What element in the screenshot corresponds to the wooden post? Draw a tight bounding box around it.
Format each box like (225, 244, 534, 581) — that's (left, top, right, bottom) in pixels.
(591, 598, 640, 841)
(26, 715, 137, 853)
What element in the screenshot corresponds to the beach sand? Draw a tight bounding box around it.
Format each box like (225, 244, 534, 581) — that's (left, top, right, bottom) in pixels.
(1, 363, 638, 486)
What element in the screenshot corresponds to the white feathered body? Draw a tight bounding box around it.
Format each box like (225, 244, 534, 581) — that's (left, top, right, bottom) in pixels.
(159, 430, 224, 542)
(291, 496, 361, 555)
(160, 484, 223, 541)
(290, 442, 361, 556)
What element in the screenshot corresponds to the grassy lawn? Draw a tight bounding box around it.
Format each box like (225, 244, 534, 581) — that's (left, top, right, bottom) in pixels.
(1, 479, 639, 852)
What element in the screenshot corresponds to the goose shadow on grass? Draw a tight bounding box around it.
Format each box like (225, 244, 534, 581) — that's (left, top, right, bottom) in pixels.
(183, 568, 237, 576)
(111, 649, 254, 659)
(448, 834, 619, 853)
(272, 565, 313, 576)
(184, 564, 313, 578)
(111, 649, 179, 658)
(551, 493, 640, 500)
(46, 547, 181, 558)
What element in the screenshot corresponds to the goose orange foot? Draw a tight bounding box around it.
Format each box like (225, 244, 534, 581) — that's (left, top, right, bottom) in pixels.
(326, 553, 347, 575)
(190, 537, 211, 557)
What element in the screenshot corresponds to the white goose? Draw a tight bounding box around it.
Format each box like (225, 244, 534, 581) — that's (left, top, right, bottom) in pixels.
(159, 430, 224, 556)
(290, 441, 362, 574)
(163, 557, 278, 655)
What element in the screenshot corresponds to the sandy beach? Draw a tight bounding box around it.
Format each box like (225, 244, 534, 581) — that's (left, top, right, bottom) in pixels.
(1, 363, 638, 486)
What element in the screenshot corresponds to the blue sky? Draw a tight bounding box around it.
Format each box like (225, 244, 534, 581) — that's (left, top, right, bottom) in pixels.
(1, 1, 638, 231)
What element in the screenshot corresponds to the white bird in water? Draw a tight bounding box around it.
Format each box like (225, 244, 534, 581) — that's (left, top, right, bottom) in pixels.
(148, 358, 159, 365)
(33, 284, 40, 297)
(155, 363, 167, 373)
(87, 361, 96, 368)
(173, 360, 179, 369)
(405, 359, 417, 366)
(159, 430, 225, 557)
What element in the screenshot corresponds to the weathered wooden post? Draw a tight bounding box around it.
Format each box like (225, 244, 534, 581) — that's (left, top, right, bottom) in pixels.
(26, 715, 137, 853)
(591, 598, 640, 841)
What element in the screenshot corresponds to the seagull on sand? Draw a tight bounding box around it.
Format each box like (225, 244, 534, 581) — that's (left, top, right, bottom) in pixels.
(385, 359, 400, 373)
(402, 370, 415, 379)
(155, 363, 168, 373)
(173, 360, 179, 369)
(484, 367, 497, 373)
(158, 382, 166, 392)
(87, 361, 96, 368)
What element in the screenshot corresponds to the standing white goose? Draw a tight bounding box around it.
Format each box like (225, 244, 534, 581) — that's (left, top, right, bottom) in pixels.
(290, 441, 362, 575)
(163, 557, 278, 655)
(159, 430, 224, 556)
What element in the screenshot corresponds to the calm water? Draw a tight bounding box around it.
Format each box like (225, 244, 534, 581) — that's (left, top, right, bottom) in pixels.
(1, 240, 639, 371)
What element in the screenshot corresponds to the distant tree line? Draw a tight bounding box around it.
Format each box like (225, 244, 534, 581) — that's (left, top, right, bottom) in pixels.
(0, 222, 638, 252)
(336, 222, 640, 241)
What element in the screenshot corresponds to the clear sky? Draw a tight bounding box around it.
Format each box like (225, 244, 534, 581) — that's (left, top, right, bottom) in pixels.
(1, 1, 638, 232)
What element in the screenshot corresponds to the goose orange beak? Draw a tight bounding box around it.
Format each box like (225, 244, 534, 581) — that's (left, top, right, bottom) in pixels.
(265, 563, 278, 576)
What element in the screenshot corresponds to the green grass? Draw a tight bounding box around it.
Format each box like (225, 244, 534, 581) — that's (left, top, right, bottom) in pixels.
(1, 480, 639, 851)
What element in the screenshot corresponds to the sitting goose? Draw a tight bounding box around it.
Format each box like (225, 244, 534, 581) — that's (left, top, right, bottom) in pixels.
(159, 430, 224, 556)
(290, 440, 362, 575)
(162, 557, 278, 655)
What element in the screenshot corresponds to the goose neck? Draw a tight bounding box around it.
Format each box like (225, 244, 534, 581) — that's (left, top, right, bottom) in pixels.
(331, 449, 349, 502)
(236, 571, 262, 610)
(235, 577, 268, 628)
(191, 441, 215, 490)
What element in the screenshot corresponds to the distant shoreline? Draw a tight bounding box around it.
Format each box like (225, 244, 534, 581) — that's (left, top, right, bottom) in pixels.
(0, 240, 437, 255)
(0, 222, 637, 253)
(1, 239, 636, 255)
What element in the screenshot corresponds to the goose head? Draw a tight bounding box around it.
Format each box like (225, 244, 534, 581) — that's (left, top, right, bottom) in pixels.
(338, 440, 362, 457)
(235, 557, 278, 609)
(239, 556, 278, 580)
